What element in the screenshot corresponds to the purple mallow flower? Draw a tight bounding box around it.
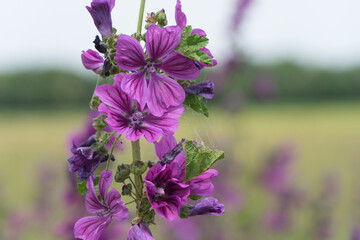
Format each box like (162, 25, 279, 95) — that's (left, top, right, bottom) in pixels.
(185, 81, 214, 99)
(144, 163, 190, 221)
(127, 222, 155, 240)
(74, 170, 129, 240)
(81, 49, 104, 74)
(115, 24, 200, 116)
(175, 0, 187, 29)
(188, 197, 224, 216)
(86, 0, 115, 37)
(68, 136, 110, 181)
(95, 73, 184, 143)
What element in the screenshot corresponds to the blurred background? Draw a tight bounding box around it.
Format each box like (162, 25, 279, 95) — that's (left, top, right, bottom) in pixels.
(1, 0, 360, 239)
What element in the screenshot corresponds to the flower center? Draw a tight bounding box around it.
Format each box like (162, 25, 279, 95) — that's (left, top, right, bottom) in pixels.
(156, 187, 165, 196)
(146, 62, 156, 74)
(129, 111, 144, 127)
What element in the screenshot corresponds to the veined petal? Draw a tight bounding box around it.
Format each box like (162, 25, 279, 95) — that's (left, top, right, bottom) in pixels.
(98, 170, 113, 203)
(145, 25, 182, 61)
(85, 177, 107, 213)
(154, 135, 178, 159)
(121, 70, 147, 109)
(127, 222, 155, 240)
(86, 0, 114, 37)
(98, 103, 131, 135)
(147, 72, 185, 117)
(143, 105, 184, 136)
(74, 215, 111, 240)
(175, 0, 187, 29)
(81, 49, 104, 73)
(166, 180, 190, 205)
(192, 28, 207, 36)
(156, 52, 200, 80)
(115, 35, 146, 71)
(95, 83, 133, 116)
(107, 189, 129, 222)
(199, 47, 218, 67)
(156, 196, 182, 221)
(187, 169, 218, 196)
(125, 125, 162, 143)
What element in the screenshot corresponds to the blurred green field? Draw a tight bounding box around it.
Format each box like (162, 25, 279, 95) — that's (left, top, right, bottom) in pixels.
(1, 101, 360, 239)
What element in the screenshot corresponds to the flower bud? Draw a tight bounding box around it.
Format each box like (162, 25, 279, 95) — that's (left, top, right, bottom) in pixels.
(93, 35, 107, 54)
(115, 164, 131, 182)
(145, 12, 157, 24)
(179, 205, 191, 219)
(156, 9, 168, 27)
(89, 95, 102, 110)
(185, 81, 215, 99)
(81, 49, 104, 74)
(130, 161, 148, 175)
(121, 183, 132, 196)
(92, 114, 107, 131)
(142, 209, 156, 225)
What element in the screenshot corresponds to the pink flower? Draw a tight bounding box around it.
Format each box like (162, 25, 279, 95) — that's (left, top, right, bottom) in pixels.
(81, 49, 104, 73)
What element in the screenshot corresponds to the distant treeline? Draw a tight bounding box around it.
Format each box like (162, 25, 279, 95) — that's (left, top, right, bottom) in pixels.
(1, 62, 360, 108)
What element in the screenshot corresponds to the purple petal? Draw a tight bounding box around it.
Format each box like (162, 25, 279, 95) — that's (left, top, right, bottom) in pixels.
(191, 28, 207, 36)
(185, 81, 214, 99)
(169, 151, 186, 181)
(175, 0, 187, 29)
(166, 180, 190, 205)
(127, 222, 155, 240)
(156, 196, 182, 221)
(98, 103, 131, 135)
(143, 105, 184, 136)
(154, 135, 178, 159)
(145, 25, 182, 61)
(156, 52, 200, 80)
(74, 215, 111, 240)
(95, 83, 133, 116)
(115, 35, 146, 71)
(126, 125, 163, 143)
(199, 47, 218, 67)
(189, 197, 225, 216)
(107, 189, 129, 222)
(147, 72, 185, 117)
(85, 176, 107, 213)
(98, 170, 112, 203)
(187, 169, 218, 196)
(86, 0, 115, 37)
(121, 70, 147, 109)
(81, 49, 103, 73)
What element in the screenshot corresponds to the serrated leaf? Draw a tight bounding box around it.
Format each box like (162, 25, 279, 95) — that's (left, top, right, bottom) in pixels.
(183, 95, 209, 117)
(182, 140, 225, 182)
(183, 50, 213, 66)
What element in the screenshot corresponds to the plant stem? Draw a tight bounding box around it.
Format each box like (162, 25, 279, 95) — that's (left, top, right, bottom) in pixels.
(106, 134, 122, 170)
(131, 140, 143, 199)
(137, 0, 146, 35)
(129, 177, 142, 198)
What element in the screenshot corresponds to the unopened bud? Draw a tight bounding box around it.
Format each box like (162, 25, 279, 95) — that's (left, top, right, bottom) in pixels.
(92, 114, 107, 131)
(131, 161, 148, 175)
(121, 183, 133, 196)
(145, 12, 157, 24)
(156, 9, 168, 27)
(89, 95, 102, 110)
(115, 164, 131, 182)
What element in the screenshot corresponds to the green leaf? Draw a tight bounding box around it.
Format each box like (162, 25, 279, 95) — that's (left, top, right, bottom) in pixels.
(182, 140, 225, 182)
(183, 95, 209, 117)
(77, 177, 100, 195)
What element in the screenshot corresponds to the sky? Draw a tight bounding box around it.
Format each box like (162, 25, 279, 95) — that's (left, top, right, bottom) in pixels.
(0, 0, 359, 72)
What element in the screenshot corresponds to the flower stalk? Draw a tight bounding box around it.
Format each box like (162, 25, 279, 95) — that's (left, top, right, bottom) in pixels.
(131, 140, 143, 202)
(137, 0, 146, 35)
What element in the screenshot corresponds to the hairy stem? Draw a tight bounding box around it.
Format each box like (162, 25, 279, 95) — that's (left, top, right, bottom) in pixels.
(131, 140, 143, 200)
(137, 0, 146, 35)
(106, 134, 121, 170)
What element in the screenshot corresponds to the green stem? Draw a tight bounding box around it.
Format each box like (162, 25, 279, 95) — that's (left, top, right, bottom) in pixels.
(129, 177, 142, 198)
(125, 199, 136, 205)
(137, 0, 146, 35)
(131, 140, 143, 199)
(106, 134, 122, 170)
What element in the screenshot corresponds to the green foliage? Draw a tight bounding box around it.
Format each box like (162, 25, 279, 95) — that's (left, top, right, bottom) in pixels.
(183, 94, 209, 117)
(176, 26, 212, 66)
(77, 177, 99, 195)
(182, 140, 225, 182)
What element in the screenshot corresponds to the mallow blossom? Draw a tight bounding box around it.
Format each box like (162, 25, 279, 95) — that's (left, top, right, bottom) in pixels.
(145, 135, 218, 221)
(188, 197, 225, 216)
(74, 170, 129, 240)
(81, 49, 104, 74)
(86, 0, 115, 37)
(115, 24, 200, 117)
(127, 222, 155, 240)
(95, 73, 184, 143)
(175, 0, 217, 68)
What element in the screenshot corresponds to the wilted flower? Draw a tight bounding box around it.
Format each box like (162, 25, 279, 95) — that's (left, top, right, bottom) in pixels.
(95, 73, 184, 143)
(115, 24, 199, 116)
(188, 197, 225, 216)
(127, 222, 155, 240)
(185, 81, 215, 99)
(86, 0, 115, 37)
(74, 170, 129, 240)
(81, 49, 104, 74)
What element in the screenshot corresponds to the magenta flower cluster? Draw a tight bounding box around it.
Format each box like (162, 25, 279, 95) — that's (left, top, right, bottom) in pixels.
(70, 0, 224, 239)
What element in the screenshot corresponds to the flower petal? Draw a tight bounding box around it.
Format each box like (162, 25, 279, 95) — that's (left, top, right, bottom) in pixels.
(107, 188, 129, 222)
(198, 47, 218, 67)
(187, 169, 218, 196)
(74, 215, 111, 240)
(86, 0, 114, 37)
(127, 222, 155, 240)
(98, 170, 113, 203)
(166, 180, 190, 205)
(81, 49, 104, 73)
(126, 125, 162, 143)
(156, 52, 200, 80)
(95, 83, 133, 115)
(121, 70, 147, 109)
(98, 103, 131, 135)
(191, 28, 207, 36)
(147, 72, 185, 117)
(188, 197, 225, 216)
(115, 35, 146, 71)
(85, 176, 107, 213)
(156, 196, 182, 221)
(143, 105, 184, 136)
(175, 0, 187, 29)
(145, 25, 182, 61)
(154, 135, 178, 159)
